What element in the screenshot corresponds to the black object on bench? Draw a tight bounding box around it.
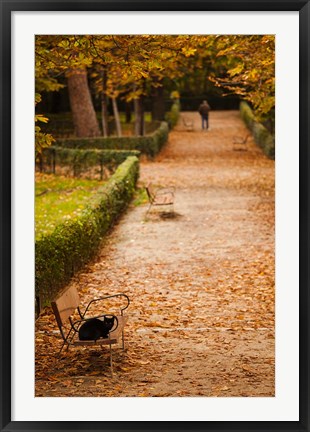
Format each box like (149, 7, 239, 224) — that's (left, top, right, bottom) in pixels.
(51, 287, 130, 375)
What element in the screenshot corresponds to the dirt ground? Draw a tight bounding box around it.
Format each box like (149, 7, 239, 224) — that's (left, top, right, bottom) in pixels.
(35, 110, 275, 397)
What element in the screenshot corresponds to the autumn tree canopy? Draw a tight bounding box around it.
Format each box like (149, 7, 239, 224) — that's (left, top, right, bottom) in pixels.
(211, 35, 275, 116)
(35, 34, 275, 153)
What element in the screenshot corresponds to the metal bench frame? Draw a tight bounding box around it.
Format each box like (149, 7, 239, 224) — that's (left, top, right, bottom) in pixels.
(182, 116, 194, 131)
(233, 134, 250, 151)
(51, 288, 130, 375)
(145, 183, 175, 216)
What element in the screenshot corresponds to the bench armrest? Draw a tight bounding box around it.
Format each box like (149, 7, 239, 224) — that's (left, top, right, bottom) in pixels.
(82, 293, 130, 318)
(156, 187, 175, 195)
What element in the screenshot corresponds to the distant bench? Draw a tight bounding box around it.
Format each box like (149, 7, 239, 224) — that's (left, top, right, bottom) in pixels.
(51, 287, 129, 376)
(145, 183, 175, 216)
(233, 134, 250, 151)
(182, 116, 194, 131)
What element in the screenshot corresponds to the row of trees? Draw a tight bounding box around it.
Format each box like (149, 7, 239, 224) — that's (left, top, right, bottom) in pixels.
(35, 35, 275, 154)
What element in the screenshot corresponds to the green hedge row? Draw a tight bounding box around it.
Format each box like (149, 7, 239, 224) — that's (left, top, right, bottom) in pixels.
(42, 117, 160, 138)
(35, 155, 139, 305)
(42, 104, 179, 136)
(239, 101, 275, 159)
(38, 147, 140, 178)
(40, 113, 122, 136)
(55, 121, 169, 158)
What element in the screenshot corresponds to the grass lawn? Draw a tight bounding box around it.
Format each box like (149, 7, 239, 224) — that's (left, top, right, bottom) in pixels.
(35, 173, 102, 239)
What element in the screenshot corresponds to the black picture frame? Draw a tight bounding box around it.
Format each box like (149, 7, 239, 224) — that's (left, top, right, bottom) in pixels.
(1, 1, 309, 431)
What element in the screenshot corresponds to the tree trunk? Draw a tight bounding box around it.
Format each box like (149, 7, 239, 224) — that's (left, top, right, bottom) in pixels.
(101, 69, 109, 137)
(151, 82, 165, 121)
(112, 97, 122, 137)
(67, 68, 100, 138)
(134, 96, 144, 136)
(125, 102, 132, 123)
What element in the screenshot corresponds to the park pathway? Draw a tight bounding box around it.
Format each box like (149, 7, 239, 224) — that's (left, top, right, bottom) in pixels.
(36, 110, 275, 397)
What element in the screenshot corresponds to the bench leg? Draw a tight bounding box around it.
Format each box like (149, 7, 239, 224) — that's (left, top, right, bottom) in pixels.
(58, 340, 67, 356)
(146, 202, 153, 216)
(100, 342, 113, 376)
(161, 203, 174, 215)
(110, 344, 114, 377)
(122, 330, 125, 350)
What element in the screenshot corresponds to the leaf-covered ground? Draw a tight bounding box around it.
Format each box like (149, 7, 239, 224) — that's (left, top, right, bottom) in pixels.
(35, 110, 275, 397)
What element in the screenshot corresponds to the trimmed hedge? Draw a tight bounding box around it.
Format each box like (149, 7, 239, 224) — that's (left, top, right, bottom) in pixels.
(240, 101, 275, 159)
(35, 155, 139, 305)
(38, 147, 140, 178)
(42, 113, 160, 136)
(55, 121, 169, 158)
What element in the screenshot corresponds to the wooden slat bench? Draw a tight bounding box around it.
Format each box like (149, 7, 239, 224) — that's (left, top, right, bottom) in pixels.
(145, 183, 175, 216)
(233, 134, 250, 151)
(51, 287, 130, 375)
(182, 116, 194, 131)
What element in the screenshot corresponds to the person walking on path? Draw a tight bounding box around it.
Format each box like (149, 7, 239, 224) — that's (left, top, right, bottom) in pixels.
(198, 100, 211, 130)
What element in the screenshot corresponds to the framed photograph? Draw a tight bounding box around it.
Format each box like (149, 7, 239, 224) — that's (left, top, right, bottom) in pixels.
(1, 0, 309, 431)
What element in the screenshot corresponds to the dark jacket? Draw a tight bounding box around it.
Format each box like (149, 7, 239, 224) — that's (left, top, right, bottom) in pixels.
(198, 102, 211, 116)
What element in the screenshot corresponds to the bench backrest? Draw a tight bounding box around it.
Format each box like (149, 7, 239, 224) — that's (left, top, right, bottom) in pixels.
(145, 184, 155, 202)
(51, 286, 80, 329)
(183, 117, 193, 126)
